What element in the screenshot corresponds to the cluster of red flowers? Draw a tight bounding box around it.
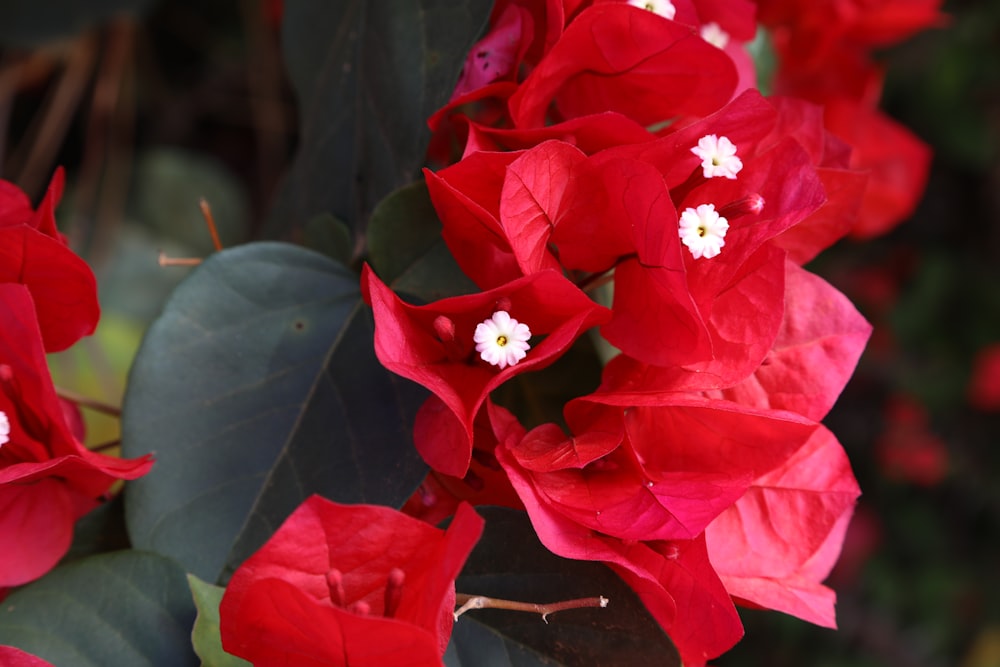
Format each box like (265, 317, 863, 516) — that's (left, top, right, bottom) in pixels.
(0, 171, 152, 590)
(357, 0, 939, 664)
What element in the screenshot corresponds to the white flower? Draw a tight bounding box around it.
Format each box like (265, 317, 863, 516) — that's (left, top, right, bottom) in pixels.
(0, 410, 9, 447)
(627, 0, 676, 20)
(700, 22, 730, 49)
(691, 134, 743, 179)
(679, 204, 729, 259)
(474, 311, 532, 369)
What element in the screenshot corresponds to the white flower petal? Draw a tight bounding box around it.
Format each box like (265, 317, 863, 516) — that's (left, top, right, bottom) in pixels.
(474, 311, 533, 369)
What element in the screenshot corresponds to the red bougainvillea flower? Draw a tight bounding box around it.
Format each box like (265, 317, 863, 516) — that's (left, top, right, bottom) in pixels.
(0, 284, 153, 587)
(489, 402, 743, 666)
(0, 169, 100, 352)
(0, 647, 56, 666)
(821, 98, 932, 239)
(499, 392, 817, 543)
(705, 425, 861, 628)
(361, 265, 609, 477)
(220, 496, 484, 667)
(598, 258, 870, 406)
(704, 261, 872, 420)
(507, 3, 737, 128)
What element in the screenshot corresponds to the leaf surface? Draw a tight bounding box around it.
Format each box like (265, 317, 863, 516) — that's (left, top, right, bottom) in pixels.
(268, 0, 493, 237)
(0, 551, 197, 667)
(122, 242, 427, 583)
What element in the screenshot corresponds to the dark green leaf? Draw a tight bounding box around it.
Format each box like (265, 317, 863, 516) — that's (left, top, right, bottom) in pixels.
(445, 620, 561, 667)
(267, 0, 493, 237)
(367, 181, 478, 302)
(122, 242, 427, 584)
(0, 551, 197, 667)
(447, 508, 681, 667)
(0, 0, 156, 46)
(188, 575, 252, 667)
(303, 213, 354, 266)
(63, 495, 130, 562)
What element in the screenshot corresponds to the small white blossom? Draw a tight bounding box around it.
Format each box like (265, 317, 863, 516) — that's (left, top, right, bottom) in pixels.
(627, 0, 676, 20)
(700, 22, 730, 49)
(0, 410, 9, 447)
(679, 204, 729, 259)
(691, 134, 743, 179)
(474, 311, 532, 370)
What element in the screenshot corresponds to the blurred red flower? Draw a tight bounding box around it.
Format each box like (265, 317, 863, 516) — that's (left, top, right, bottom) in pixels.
(875, 396, 948, 486)
(969, 344, 1000, 411)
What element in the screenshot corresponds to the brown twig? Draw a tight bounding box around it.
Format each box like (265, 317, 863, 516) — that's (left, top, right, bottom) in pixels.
(158, 251, 202, 267)
(89, 439, 122, 453)
(199, 198, 224, 251)
(55, 386, 122, 417)
(454, 594, 609, 623)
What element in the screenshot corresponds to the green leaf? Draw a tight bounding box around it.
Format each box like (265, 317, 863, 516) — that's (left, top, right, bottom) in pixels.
(266, 0, 493, 237)
(367, 181, 478, 302)
(63, 495, 130, 563)
(0, 551, 198, 667)
(445, 620, 561, 667)
(0, 0, 156, 46)
(187, 575, 252, 667)
(446, 508, 681, 667)
(303, 213, 354, 266)
(122, 242, 428, 584)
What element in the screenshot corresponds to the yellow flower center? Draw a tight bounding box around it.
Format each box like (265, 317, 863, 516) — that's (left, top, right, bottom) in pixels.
(496, 335, 508, 347)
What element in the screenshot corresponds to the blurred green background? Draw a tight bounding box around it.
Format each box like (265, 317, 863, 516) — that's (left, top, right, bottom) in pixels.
(1, 0, 997, 665)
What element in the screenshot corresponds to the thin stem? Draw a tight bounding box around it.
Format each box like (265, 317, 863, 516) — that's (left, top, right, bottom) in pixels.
(90, 439, 122, 452)
(158, 251, 202, 267)
(199, 198, 224, 251)
(454, 594, 609, 623)
(55, 386, 121, 417)
(575, 268, 616, 293)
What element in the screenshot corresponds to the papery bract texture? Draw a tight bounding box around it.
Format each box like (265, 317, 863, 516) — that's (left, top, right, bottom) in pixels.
(706, 261, 872, 421)
(494, 407, 742, 666)
(508, 4, 737, 128)
(705, 426, 861, 627)
(362, 265, 610, 477)
(220, 496, 484, 666)
(0, 284, 153, 587)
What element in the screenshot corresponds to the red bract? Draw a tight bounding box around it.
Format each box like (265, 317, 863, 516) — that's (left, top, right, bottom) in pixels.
(0, 647, 56, 666)
(220, 496, 484, 667)
(0, 170, 100, 352)
(0, 284, 153, 587)
(361, 265, 610, 477)
(491, 392, 825, 665)
(706, 261, 872, 421)
(503, 393, 817, 542)
(507, 4, 737, 128)
(705, 426, 860, 628)
(823, 98, 932, 239)
(492, 402, 742, 666)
